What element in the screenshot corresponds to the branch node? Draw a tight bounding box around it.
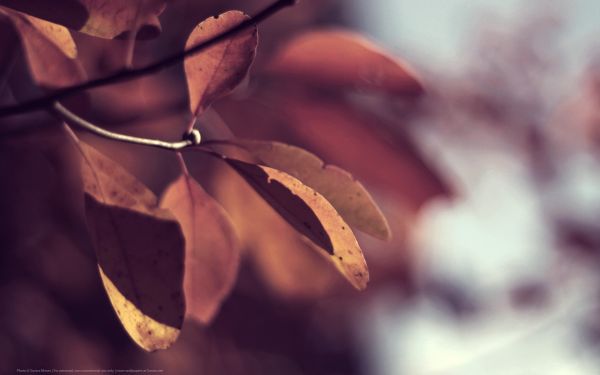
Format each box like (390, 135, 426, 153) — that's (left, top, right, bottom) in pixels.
(183, 129, 202, 145)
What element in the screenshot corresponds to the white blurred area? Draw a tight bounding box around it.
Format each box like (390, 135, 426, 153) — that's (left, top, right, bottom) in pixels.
(349, 0, 600, 72)
(349, 1, 600, 374)
(384, 129, 600, 375)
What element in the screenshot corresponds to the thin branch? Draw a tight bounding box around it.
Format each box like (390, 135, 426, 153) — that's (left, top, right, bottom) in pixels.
(176, 152, 190, 176)
(0, 0, 296, 117)
(123, 4, 142, 69)
(53, 101, 201, 151)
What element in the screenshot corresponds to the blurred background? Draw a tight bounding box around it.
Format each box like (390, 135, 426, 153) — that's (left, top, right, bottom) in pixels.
(350, 1, 600, 374)
(2, 0, 600, 374)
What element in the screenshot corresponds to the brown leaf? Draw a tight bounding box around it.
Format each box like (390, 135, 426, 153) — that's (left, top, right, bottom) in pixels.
(0, 9, 85, 89)
(231, 139, 391, 240)
(215, 93, 451, 212)
(160, 173, 240, 324)
(184, 11, 258, 117)
(209, 164, 343, 299)
(0, 0, 166, 39)
(268, 29, 424, 96)
(225, 158, 369, 290)
(79, 142, 185, 351)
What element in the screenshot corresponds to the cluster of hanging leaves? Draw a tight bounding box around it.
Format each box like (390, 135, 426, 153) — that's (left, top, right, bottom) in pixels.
(0, 1, 433, 352)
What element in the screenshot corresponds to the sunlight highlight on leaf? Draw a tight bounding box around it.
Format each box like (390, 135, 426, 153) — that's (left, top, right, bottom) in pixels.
(211, 164, 344, 299)
(0, 9, 85, 88)
(226, 158, 369, 290)
(79, 142, 185, 351)
(0, 0, 166, 39)
(233, 139, 391, 240)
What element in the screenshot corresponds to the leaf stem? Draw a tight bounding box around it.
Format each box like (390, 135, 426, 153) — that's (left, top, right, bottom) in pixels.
(0, 0, 296, 117)
(53, 101, 201, 151)
(176, 152, 190, 176)
(123, 4, 142, 69)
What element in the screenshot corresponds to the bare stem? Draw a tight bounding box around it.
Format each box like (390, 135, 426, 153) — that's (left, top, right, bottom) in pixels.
(0, 0, 296, 117)
(53, 101, 201, 151)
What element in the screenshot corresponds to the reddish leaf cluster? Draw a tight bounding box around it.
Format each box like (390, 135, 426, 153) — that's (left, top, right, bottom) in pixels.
(0, 0, 446, 354)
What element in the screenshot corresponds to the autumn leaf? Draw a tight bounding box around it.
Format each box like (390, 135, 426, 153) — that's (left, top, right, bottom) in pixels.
(0, 0, 166, 39)
(79, 142, 185, 351)
(226, 139, 391, 240)
(225, 158, 369, 290)
(268, 29, 424, 96)
(215, 93, 451, 212)
(282, 94, 450, 211)
(184, 11, 258, 117)
(209, 163, 344, 299)
(0, 9, 85, 89)
(160, 173, 240, 324)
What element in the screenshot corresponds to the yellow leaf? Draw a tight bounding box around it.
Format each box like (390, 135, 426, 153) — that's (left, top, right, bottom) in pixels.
(80, 142, 185, 351)
(0, 0, 166, 39)
(210, 164, 343, 299)
(232, 139, 391, 240)
(226, 158, 369, 290)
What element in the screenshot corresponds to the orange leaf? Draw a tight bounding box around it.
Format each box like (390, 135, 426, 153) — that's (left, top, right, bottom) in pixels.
(184, 11, 258, 117)
(0, 9, 85, 89)
(0, 0, 166, 39)
(230, 139, 391, 240)
(160, 173, 240, 324)
(268, 29, 424, 96)
(79, 142, 185, 351)
(226, 158, 369, 290)
(281, 95, 450, 211)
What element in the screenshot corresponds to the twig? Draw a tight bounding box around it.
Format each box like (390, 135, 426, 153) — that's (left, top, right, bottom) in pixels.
(53, 101, 201, 151)
(0, 0, 296, 117)
(123, 3, 142, 69)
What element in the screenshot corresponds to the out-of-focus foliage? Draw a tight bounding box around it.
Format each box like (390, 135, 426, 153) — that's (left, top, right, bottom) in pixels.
(7, 0, 599, 374)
